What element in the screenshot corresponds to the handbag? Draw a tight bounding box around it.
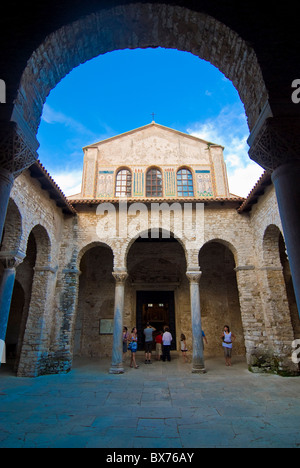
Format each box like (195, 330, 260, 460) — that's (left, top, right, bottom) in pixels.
(128, 341, 137, 352)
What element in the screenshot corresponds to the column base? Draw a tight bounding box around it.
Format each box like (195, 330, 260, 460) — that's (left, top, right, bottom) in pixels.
(192, 366, 207, 374)
(109, 364, 125, 374)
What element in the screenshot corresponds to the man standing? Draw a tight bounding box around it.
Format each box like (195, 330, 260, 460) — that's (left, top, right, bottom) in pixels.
(144, 322, 156, 364)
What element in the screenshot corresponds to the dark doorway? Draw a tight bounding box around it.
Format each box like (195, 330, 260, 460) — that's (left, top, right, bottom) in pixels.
(136, 291, 176, 351)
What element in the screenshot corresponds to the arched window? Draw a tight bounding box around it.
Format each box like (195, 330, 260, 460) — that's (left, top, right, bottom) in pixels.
(146, 168, 163, 197)
(115, 169, 132, 197)
(177, 168, 194, 197)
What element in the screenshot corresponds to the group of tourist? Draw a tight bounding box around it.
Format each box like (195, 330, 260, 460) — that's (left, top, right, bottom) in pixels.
(122, 324, 236, 369)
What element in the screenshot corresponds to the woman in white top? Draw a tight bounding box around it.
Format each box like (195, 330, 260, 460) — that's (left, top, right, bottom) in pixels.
(221, 325, 236, 367)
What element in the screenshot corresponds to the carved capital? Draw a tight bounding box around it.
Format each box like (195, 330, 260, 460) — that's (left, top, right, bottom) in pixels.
(186, 270, 202, 284)
(249, 117, 300, 171)
(112, 271, 128, 284)
(0, 250, 26, 269)
(0, 121, 38, 177)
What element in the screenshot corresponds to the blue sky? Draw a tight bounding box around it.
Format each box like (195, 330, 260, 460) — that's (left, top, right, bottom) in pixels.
(37, 47, 264, 197)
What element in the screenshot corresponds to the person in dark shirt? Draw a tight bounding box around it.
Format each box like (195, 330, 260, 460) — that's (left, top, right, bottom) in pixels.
(144, 322, 156, 364)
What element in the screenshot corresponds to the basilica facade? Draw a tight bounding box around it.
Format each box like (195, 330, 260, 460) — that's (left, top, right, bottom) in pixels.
(1, 122, 299, 377)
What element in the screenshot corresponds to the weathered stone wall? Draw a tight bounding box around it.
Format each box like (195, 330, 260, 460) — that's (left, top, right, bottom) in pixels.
(248, 185, 299, 374)
(2, 169, 299, 376)
(1, 170, 65, 376)
(80, 124, 229, 199)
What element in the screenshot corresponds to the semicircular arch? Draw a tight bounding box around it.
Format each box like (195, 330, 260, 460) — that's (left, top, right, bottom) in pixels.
(15, 3, 267, 139)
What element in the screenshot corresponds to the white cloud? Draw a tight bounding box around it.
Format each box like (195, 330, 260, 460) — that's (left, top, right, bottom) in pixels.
(51, 169, 83, 197)
(41, 103, 100, 142)
(187, 105, 264, 197)
(227, 163, 264, 198)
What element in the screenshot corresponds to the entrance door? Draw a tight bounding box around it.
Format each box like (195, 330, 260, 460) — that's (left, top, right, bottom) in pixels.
(136, 291, 176, 351)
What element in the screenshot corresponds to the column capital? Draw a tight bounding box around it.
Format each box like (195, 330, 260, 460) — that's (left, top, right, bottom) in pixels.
(248, 116, 300, 171)
(112, 270, 128, 284)
(0, 250, 25, 269)
(0, 120, 38, 177)
(186, 270, 202, 284)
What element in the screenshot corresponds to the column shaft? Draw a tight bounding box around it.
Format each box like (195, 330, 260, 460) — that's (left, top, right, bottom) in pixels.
(0, 267, 16, 366)
(0, 169, 14, 242)
(272, 161, 300, 316)
(109, 271, 128, 374)
(186, 271, 206, 374)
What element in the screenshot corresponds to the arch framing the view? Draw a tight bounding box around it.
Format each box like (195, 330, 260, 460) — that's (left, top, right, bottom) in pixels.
(14, 2, 268, 142)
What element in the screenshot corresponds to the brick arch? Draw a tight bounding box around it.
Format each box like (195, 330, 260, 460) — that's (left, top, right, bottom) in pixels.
(0, 198, 22, 253)
(15, 2, 267, 139)
(77, 241, 115, 271)
(27, 224, 51, 268)
(199, 237, 239, 268)
(262, 224, 283, 268)
(124, 227, 189, 270)
(198, 239, 246, 356)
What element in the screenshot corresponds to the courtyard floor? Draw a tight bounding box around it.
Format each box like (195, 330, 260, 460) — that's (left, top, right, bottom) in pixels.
(0, 353, 299, 448)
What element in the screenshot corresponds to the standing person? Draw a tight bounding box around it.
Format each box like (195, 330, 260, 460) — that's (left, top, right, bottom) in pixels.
(122, 327, 129, 361)
(129, 327, 139, 369)
(202, 330, 208, 349)
(221, 325, 236, 367)
(155, 331, 163, 361)
(162, 327, 173, 362)
(144, 322, 156, 364)
(180, 333, 188, 363)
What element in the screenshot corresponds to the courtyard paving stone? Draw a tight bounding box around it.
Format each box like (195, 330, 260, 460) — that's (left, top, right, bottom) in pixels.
(0, 354, 299, 448)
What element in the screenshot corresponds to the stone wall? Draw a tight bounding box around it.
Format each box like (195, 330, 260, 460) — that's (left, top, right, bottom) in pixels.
(1, 170, 299, 376)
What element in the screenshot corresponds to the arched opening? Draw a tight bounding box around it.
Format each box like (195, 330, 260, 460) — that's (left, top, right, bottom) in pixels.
(74, 244, 114, 358)
(127, 229, 188, 353)
(199, 241, 245, 358)
(15, 4, 268, 140)
(5, 280, 25, 365)
(9, 232, 36, 372)
(17, 225, 52, 377)
(0, 198, 22, 252)
(263, 225, 299, 342)
(279, 236, 300, 341)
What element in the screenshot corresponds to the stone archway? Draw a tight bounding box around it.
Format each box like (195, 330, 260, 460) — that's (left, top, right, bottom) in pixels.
(14, 3, 267, 144)
(126, 229, 188, 353)
(260, 224, 298, 374)
(74, 243, 114, 358)
(17, 224, 53, 376)
(199, 240, 246, 359)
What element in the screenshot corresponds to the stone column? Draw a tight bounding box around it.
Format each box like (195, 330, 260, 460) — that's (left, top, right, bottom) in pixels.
(109, 270, 128, 374)
(186, 270, 206, 374)
(0, 169, 14, 242)
(0, 251, 25, 366)
(272, 161, 300, 316)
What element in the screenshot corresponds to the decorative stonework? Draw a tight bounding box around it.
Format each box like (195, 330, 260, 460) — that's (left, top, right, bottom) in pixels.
(0, 250, 26, 269)
(0, 121, 38, 177)
(97, 170, 114, 198)
(164, 168, 176, 197)
(112, 271, 128, 284)
(133, 169, 144, 197)
(195, 170, 213, 197)
(186, 271, 202, 284)
(249, 117, 300, 171)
